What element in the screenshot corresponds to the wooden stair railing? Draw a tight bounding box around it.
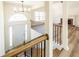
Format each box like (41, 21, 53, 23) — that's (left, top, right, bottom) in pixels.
(3, 34, 48, 57)
(53, 24, 62, 45)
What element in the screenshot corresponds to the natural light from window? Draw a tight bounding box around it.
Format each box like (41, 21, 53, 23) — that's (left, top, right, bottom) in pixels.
(9, 26, 13, 46)
(25, 25, 27, 40)
(9, 13, 27, 47)
(9, 13, 27, 22)
(35, 11, 45, 21)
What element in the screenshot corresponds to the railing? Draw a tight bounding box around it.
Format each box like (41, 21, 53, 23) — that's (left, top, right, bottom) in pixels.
(3, 34, 48, 57)
(53, 24, 62, 45)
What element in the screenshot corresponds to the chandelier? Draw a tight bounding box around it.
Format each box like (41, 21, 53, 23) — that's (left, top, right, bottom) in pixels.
(13, 1, 30, 12)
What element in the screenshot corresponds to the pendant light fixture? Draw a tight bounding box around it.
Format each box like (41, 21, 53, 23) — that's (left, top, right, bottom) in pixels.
(21, 1, 24, 12)
(13, 1, 29, 12)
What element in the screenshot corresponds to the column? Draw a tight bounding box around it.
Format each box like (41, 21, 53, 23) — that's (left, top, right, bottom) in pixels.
(26, 11, 31, 42)
(44, 1, 53, 57)
(62, 1, 69, 50)
(0, 2, 5, 56)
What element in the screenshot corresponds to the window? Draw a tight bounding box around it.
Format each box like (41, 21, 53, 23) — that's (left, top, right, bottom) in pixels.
(25, 25, 27, 40)
(9, 13, 27, 47)
(9, 26, 13, 46)
(35, 11, 45, 21)
(9, 13, 27, 22)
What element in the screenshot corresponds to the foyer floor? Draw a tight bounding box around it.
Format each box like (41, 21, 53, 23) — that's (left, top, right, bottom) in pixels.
(53, 25, 79, 57)
(70, 29, 79, 57)
(70, 40, 79, 57)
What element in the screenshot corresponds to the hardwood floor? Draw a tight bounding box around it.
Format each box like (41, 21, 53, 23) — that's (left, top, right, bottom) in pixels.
(53, 25, 78, 57)
(53, 48, 63, 57)
(70, 40, 79, 57)
(70, 30, 79, 57)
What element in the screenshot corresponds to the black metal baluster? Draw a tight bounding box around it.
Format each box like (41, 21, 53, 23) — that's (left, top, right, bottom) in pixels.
(53, 25, 54, 41)
(16, 55, 18, 57)
(59, 26, 61, 45)
(37, 44, 38, 57)
(55, 25, 56, 43)
(44, 40, 46, 57)
(54, 25, 55, 41)
(31, 48, 33, 57)
(57, 26, 59, 44)
(24, 51, 26, 57)
(41, 42, 42, 57)
(24, 41, 26, 57)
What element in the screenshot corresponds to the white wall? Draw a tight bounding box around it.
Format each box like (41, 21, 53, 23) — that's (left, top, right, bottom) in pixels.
(31, 7, 45, 22)
(53, 1, 79, 26)
(75, 16, 79, 27)
(67, 2, 79, 27)
(53, 2, 63, 24)
(0, 2, 5, 56)
(3, 2, 44, 51)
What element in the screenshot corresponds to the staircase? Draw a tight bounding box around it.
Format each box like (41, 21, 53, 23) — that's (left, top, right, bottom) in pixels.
(3, 34, 48, 57)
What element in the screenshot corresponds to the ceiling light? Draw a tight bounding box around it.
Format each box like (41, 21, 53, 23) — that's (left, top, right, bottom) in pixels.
(13, 1, 29, 12)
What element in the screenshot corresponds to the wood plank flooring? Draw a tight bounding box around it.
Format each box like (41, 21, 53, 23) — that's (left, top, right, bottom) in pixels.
(53, 25, 77, 57)
(70, 28, 79, 57)
(53, 48, 63, 57)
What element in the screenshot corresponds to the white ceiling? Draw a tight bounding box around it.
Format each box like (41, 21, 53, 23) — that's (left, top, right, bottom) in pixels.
(5, 1, 79, 8)
(68, 1, 79, 8)
(67, 1, 79, 16)
(4, 1, 79, 16)
(5, 1, 44, 8)
(53, 1, 79, 16)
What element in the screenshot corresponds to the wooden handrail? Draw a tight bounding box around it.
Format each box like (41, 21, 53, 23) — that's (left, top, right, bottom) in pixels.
(3, 34, 48, 57)
(53, 24, 62, 27)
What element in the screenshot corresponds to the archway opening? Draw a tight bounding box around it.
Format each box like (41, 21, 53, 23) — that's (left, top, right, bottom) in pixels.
(8, 13, 27, 48)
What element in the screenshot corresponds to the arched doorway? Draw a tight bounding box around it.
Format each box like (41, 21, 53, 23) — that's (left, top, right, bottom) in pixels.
(8, 13, 27, 49)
